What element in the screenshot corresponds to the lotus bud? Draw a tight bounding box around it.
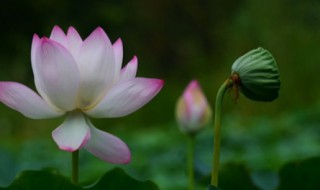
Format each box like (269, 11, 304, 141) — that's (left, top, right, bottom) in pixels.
(231, 47, 280, 101)
(176, 80, 212, 135)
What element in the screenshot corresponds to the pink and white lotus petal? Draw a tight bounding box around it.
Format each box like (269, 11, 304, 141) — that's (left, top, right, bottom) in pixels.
(31, 34, 40, 68)
(66, 26, 83, 58)
(33, 38, 80, 111)
(31, 34, 44, 97)
(1, 26, 165, 164)
(84, 123, 131, 164)
(86, 78, 164, 118)
(52, 112, 91, 152)
(49, 25, 67, 48)
(113, 38, 123, 79)
(119, 56, 138, 82)
(0, 82, 63, 119)
(77, 27, 116, 109)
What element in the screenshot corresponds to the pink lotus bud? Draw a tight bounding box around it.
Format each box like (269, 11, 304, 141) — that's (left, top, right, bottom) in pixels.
(176, 80, 212, 135)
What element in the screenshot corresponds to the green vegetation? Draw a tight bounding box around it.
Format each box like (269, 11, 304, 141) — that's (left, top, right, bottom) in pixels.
(0, 0, 320, 189)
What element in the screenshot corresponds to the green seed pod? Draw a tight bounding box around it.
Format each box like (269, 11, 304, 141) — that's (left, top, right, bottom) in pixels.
(231, 47, 280, 101)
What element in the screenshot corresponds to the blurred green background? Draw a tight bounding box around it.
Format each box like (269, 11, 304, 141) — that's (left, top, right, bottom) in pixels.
(1, 0, 320, 189)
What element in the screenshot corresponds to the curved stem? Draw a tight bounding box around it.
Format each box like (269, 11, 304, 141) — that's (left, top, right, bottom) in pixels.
(72, 150, 79, 184)
(187, 135, 195, 190)
(211, 79, 233, 186)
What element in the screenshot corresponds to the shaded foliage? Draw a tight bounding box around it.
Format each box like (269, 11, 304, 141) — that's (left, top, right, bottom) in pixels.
(277, 157, 320, 190)
(0, 168, 159, 190)
(207, 185, 221, 190)
(200, 163, 260, 190)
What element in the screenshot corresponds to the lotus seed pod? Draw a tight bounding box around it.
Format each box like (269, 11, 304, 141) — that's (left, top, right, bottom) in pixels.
(231, 47, 280, 101)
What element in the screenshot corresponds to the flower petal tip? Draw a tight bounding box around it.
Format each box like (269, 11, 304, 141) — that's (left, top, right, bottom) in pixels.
(32, 34, 40, 41)
(58, 145, 77, 152)
(111, 148, 131, 164)
(122, 154, 131, 164)
(40, 37, 50, 44)
(132, 55, 138, 62)
(126, 56, 138, 68)
(53, 25, 61, 29)
(189, 80, 199, 87)
(147, 78, 165, 94)
(67, 26, 76, 31)
(110, 147, 131, 164)
(94, 26, 106, 35)
(67, 26, 80, 37)
(156, 79, 165, 87)
(52, 25, 63, 32)
(85, 26, 110, 45)
(114, 38, 123, 46)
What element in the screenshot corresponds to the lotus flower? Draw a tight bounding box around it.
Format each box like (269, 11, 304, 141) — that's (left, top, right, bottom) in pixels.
(0, 26, 164, 164)
(176, 80, 212, 135)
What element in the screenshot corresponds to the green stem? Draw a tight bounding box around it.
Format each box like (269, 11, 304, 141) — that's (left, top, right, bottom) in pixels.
(187, 135, 195, 190)
(72, 150, 79, 185)
(211, 79, 233, 186)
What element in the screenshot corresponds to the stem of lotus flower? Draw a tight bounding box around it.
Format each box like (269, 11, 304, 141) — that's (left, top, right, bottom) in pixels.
(72, 150, 79, 184)
(211, 78, 233, 187)
(187, 135, 195, 190)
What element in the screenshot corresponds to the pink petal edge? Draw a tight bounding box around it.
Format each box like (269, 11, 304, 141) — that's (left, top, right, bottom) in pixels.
(119, 55, 138, 82)
(66, 26, 83, 58)
(86, 78, 164, 118)
(49, 25, 67, 47)
(113, 38, 123, 77)
(0, 82, 63, 119)
(33, 37, 80, 111)
(52, 112, 91, 152)
(84, 124, 131, 164)
(76, 26, 116, 109)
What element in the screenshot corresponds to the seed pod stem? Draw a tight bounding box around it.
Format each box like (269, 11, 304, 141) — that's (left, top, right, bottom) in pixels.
(211, 78, 234, 186)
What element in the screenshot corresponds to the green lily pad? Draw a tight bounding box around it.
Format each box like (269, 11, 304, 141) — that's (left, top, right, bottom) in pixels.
(2, 169, 78, 190)
(200, 163, 260, 190)
(0, 168, 160, 190)
(90, 167, 159, 190)
(277, 157, 320, 190)
(206, 185, 221, 190)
